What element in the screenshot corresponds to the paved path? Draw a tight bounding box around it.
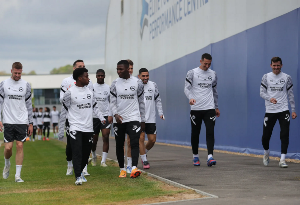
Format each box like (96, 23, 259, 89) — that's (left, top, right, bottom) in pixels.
(66, 137, 300, 205)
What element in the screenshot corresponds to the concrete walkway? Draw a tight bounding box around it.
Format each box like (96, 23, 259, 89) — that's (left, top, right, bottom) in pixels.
(75, 137, 300, 205)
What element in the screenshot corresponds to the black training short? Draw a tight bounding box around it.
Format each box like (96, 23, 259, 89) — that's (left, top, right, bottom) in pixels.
(4, 124, 28, 143)
(38, 124, 43, 129)
(53, 123, 58, 128)
(145, 123, 156, 135)
(93, 116, 111, 135)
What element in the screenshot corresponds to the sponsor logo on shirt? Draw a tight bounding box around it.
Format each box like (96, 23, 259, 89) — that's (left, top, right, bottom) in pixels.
(270, 86, 284, 92)
(198, 83, 211, 88)
(95, 97, 107, 102)
(77, 103, 91, 109)
(145, 96, 152, 100)
(8, 95, 22, 100)
(118, 94, 135, 99)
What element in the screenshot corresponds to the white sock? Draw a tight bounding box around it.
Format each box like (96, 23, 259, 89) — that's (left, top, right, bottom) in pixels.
(141, 154, 147, 162)
(127, 157, 132, 167)
(101, 152, 108, 163)
(92, 151, 97, 159)
(132, 166, 137, 170)
(67, 161, 73, 167)
(280, 154, 286, 161)
(208, 154, 213, 160)
(15, 165, 22, 177)
(83, 164, 87, 172)
(193, 154, 199, 158)
(120, 168, 126, 172)
(264, 149, 270, 155)
(146, 149, 149, 154)
(4, 158, 10, 167)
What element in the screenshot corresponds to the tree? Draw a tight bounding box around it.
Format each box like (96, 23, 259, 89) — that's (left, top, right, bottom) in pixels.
(50, 64, 73, 74)
(27, 70, 37, 75)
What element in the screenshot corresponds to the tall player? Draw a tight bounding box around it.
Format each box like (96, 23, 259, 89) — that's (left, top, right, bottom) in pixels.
(60, 60, 93, 176)
(260, 57, 297, 168)
(0, 62, 33, 182)
(51, 106, 60, 138)
(91, 69, 113, 167)
(58, 67, 106, 185)
(138, 68, 164, 169)
(37, 107, 43, 140)
(110, 60, 145, 178)
(184, 53, 220, 167)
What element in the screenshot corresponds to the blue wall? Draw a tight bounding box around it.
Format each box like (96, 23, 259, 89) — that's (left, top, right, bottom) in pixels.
(150, 8, 300, 159)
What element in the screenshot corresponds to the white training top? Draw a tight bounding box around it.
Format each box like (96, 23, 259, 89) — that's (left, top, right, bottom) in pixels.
(51, 110, 60, 123)
(58, 85, 105, 137)
(260, 72, 295, 113)
(184, 67, 218, 111)
(110, 76, 145, 123)
(37, 112, 43, 125)
(33, 112, 38, 126)
(43, 112, 51, 122)
(143, 80, 164, 123)
(0, 78, 33, 124)
(93, 83, 112, 118)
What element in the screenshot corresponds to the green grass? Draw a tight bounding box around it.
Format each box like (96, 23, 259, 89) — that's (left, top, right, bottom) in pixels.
(0, 132, 183, 204)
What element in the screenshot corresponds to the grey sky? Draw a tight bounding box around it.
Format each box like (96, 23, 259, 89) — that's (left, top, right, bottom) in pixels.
(0, 0, 110, 74)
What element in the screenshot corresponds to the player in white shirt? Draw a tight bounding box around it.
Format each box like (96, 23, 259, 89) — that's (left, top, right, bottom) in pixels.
(51, 106, 60, 138)
(110, 60, 145, 178)
(42, 107, 51, 141)
(260, 57, 297, 168)
(91, 69, 113, 167)
(138, 68, 165, 169)
(0, 62, 33, 183)
(59, 60, 93, 176)
(58, 67, 106, 185)
(184, 53, 220, 167)
(32, 107, 38, 141)
(37, 107, 43, 140)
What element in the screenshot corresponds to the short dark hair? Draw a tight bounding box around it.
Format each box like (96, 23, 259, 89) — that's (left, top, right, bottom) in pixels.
(127, 59, 134, 66)
(96, 69, 105, 74)
(201, 53, 212, 61)
(73, 67, 88, 81)
(12, 62, 22, 69)
(73, 60, 84, 67)
(139, 68, 149, 74)
(39, 107, 43, 110)
(53, 106, 56, 108)
(271, 57, 282, 65)
(45, 107, 50, 112)
(117, 60, 129, 69)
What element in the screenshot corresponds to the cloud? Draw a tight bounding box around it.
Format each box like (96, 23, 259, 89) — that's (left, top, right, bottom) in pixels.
(0, 0, 110, 74)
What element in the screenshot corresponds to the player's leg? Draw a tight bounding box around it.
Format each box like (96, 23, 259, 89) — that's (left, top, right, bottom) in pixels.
(190, 110, 203, 166)
(81, 132, 93, 182)
(203, 109, 216, 167)
(56, 125, 59, 137)
(278, 111, 290, 168)
(114, 123, 127, 177)
(91, 118, 101, 166)
(42, 124, 46, 141)
(52, 123, 56, 138)
(100, 124, 111, 167)
(32, 126, 36, 141)
(139, 132, 147, 168)
(3, 130, 13, 179)
(127, 121, 142, 178)
(14, 124, 27, 182)
(70, 130, 83, 185)
(46, 123, 50, 140)
(126, 135, 132, 173)
(261, 113, 277, 166)
(65, 119, 73, 175)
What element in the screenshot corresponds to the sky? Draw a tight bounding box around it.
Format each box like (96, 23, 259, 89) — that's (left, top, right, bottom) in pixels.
(0, 0, 110, 74)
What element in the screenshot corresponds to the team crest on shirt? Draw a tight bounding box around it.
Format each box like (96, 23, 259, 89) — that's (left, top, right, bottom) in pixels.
(19, 87, 23, 92)
(87, 94, 91, 99)
(208, 76, 212, 81)
(148, 88, 153, 93)
(104, 91, 108, 95)
(280, 79, 285, 84)
(130, 86, 136, 91)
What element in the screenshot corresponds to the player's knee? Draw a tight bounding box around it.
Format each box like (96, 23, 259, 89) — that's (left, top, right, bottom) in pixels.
(102, 135, 109, 142)
(16, 143, 23, 150)
(148, 137, 156, 144)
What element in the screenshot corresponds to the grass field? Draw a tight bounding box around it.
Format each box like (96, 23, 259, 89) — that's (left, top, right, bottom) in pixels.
(0, 133, 189, 204)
